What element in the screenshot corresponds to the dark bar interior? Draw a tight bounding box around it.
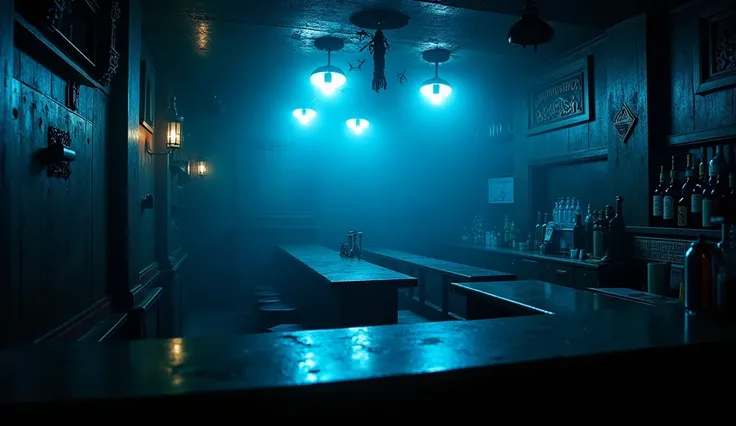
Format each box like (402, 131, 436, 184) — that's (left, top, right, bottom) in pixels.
(2, 0, 736, 417)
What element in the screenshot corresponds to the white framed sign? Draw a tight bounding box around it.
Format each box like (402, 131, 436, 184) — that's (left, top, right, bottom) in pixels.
(488, 177, 514, 204)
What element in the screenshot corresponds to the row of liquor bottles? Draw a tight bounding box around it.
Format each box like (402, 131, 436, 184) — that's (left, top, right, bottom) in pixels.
(552, 197, 583, 227)
(653, 145, 736, 228)
(534, 196, 626, 260)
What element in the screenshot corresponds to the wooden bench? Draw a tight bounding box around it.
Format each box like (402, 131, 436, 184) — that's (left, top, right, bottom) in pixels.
(451, 280, 648, 320)
(278, 245, 417, 329)
(77, 313, 128, 342)
(363, 248, 515, 320)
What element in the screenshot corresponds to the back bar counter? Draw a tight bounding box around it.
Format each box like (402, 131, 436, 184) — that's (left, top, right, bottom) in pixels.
(2, 307, 735, 415)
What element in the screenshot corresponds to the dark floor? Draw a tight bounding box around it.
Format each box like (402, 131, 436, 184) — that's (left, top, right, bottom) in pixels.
(183, 309, 429, 337)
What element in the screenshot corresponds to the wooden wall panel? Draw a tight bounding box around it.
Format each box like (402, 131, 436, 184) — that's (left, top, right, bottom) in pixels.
(669, 2, 736, 136)
(11, 46, 106, 341)
(137, 126, 156, 270)
(0, 0, 16, 348)
(605, 15, 650, 227)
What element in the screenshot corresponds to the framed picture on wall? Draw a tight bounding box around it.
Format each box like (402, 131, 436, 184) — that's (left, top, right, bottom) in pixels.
(489, 177, 514, 204)
(140, 60, 156, 133)
(526, 55, 593, 136)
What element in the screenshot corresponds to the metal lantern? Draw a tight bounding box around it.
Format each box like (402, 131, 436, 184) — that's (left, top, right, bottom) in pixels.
(166, 97, 183, 151)
(196, 158, 208, 178)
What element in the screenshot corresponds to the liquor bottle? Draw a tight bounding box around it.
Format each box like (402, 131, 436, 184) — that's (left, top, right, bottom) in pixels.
(608, 196, 626, 260)
(684, 235, 717, 312)
(574, 199, 581, 218)
(553, 199, 560, 224)
(703, 146, 719, 229)
(503, 215, 510, 247)
(603, 205, 614, 256)
(678, 154, 695, 228)
(584, 204, 594, 254)
(541, 213, 548, 246)
(573, 213, 585, 250)
(652, 165, 666, 226)
(691, 148, 706, 229)
(709, 145, 729, 223)
(663, 155, 679, 227)
(564, 197, 572, 226)
(535, 211, 543, 247)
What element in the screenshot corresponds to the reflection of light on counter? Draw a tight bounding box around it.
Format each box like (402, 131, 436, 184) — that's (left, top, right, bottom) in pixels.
(168, 338, 185, 386)
(299, 351, 319, 383)
(195, 21, 210, 53)
(350, 328, 371, 363)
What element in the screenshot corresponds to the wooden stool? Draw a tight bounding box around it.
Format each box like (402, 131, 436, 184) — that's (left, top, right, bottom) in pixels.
(267, 324, 304, 333)
(258, 303, 298, 332)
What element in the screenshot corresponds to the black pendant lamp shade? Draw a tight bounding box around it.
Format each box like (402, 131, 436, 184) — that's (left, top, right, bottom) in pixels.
(508, 0, 554, 52)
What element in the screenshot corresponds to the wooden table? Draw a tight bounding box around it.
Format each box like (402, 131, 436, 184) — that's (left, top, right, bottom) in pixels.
(451, 280, 648, 319)
(279, 245, 417, 329)
(363, 248, 515, 320)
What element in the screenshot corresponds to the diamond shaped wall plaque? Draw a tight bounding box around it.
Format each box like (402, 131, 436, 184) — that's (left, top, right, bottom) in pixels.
(613, 103, 637, 143)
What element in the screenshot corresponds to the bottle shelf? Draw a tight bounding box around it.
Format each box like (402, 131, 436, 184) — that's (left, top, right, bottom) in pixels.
(627, 226, 721, 240)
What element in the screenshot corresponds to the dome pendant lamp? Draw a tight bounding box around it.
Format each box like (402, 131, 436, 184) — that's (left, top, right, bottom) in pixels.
(508, 0, 554, 52)
(310, 36, 347, 96)
(420, 48, 452, 106)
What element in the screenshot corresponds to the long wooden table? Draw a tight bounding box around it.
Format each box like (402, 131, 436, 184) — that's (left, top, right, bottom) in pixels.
(451, 280, 648, 319)
(279, 245, 417, 329)
(363, 248, 515, 320)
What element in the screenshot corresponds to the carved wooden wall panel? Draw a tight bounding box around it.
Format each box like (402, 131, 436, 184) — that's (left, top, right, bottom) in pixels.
(11, 46, 107, 341)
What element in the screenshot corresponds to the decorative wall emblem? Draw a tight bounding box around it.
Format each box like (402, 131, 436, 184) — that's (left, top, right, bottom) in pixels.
(47, 126, 72, 179)
(527, 55, 593, 136)
(694, 8, 736, 94)
(613, 103, 637, 143)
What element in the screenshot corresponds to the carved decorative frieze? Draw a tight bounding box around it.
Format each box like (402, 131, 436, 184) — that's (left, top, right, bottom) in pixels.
(632, 237, 689, 264)
(97, 1, 121, 87)
(47, 126, 72, 179)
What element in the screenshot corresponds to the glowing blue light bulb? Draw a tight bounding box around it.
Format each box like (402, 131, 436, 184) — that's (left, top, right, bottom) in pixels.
(292, 108, 317, 125)
(310, 66, 347, 96)
(346, 118, 370, 135)
(420, 78, 452, 105)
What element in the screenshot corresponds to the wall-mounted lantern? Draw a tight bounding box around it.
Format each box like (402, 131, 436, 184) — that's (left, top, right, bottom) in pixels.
(147, 96, 184, 156)
(196, 158, 208, 178)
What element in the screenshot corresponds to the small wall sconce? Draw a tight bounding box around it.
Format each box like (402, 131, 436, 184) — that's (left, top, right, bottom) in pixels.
(141, 193, 154, 211)
(196, 158, 208, 178)
(147, 96, 184, 156)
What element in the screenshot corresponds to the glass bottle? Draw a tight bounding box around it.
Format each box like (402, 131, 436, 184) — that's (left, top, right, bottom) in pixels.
(692, 147, 707, 229)
(608, 196, 626, 260)
(553, 200, 560, 225)
(678, 153, 694, 228)
(573, 213, 585, 250)
(709, 145, 729, 224)
(584, 204, 594, 254)
(703, 146, 718, 228)
(535, 211, 542, 247)
(564, 197, 572, 226)
(574, 199, 581, 218)
(652, 165, 665, 226)
(663, 155, 679, 227)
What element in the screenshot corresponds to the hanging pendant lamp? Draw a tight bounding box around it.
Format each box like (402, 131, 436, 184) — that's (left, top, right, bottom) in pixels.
(346, 117, 370, 135)
(419, 48, 452, 106)
(292, 108, 317, 125)
(310, 36, 347, 96)
(508, 0, 554, 52)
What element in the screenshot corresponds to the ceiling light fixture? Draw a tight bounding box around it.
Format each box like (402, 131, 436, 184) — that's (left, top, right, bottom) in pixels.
(292, 108, 317, 125)
(508, 0, 554, 52)
(310, 36, 347, 96)
(346, 118, 370, 135)
(420, 48, 452, 106)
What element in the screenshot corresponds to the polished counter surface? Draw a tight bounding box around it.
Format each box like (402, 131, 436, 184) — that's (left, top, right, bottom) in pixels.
(452, 280, 647, 314)
(2, 306, 734, 406)
(280, 244, 416, 287)
(365, 248, 514, 280)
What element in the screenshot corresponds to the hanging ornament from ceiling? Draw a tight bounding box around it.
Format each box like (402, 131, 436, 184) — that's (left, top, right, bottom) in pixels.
(508, 0, 554, 52)
(349, 8, 410, 93)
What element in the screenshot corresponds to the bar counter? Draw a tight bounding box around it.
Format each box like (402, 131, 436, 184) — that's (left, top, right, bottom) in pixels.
(2, 306, 735, 413)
